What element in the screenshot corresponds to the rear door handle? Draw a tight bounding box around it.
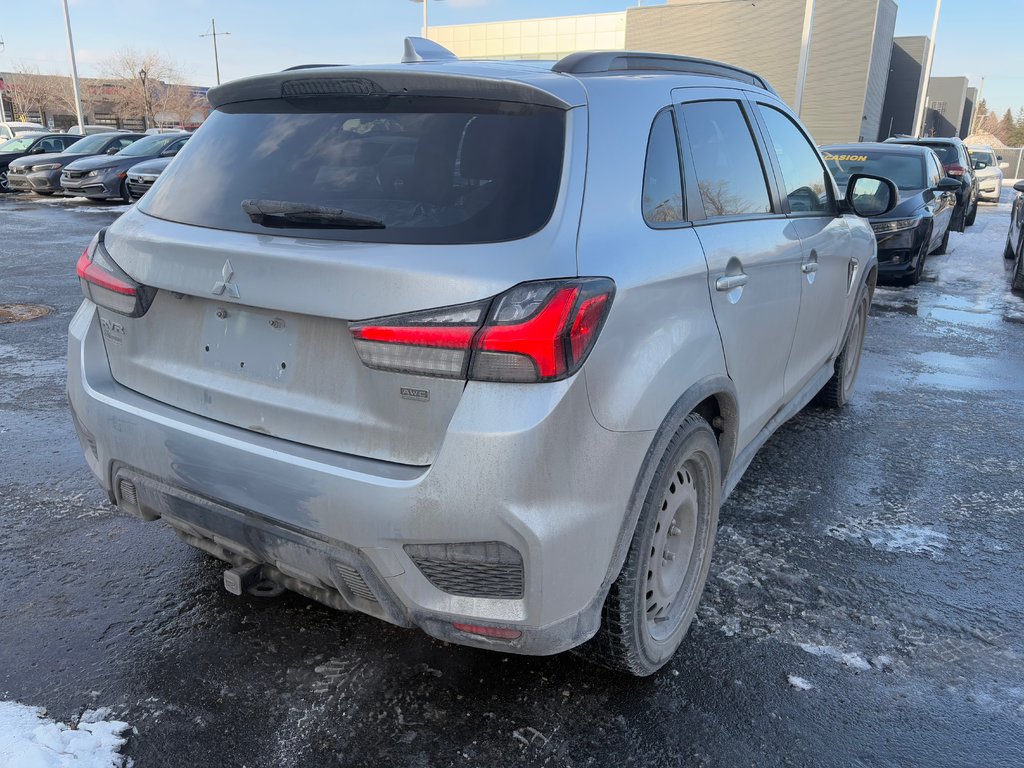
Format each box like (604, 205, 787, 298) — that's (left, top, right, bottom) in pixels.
(801, 262, 819, 274)
(715, 274, 749, 291)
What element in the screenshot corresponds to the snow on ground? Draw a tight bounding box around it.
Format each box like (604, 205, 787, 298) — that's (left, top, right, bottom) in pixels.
(787, 676, 814, 691)
(0, 702, 130, 768)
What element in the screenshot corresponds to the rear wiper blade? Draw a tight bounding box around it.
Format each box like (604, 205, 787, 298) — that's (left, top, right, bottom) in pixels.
(241, 199, 385, 229)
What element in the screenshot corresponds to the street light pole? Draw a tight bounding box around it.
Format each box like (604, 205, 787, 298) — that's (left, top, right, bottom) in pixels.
(0, 36, 7, 124)
(200, 19, 230, 86)
(409, 0, 444, 38)
(913, 0, 942, 138)
(60, 0, 86, 132)
(793, 0, 816, 117)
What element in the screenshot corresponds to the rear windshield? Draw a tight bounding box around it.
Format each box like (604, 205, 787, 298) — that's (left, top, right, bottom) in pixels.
(917, 143, 957, 165)
(140, 97, 566, 244)
(822, 150, 926, 191)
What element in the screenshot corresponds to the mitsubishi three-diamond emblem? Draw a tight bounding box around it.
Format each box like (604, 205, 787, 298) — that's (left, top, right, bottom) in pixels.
(212, 259, 240, 298)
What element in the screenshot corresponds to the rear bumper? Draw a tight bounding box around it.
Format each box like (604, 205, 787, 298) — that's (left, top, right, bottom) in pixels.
(67, 301, 652, 655)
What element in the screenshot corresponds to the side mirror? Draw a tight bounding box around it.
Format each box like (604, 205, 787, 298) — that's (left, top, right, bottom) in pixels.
(106, 147, 120, 155)
(973, 161, 987, 171)
(159, 149, 178, 157)
(1014, 181, 1024, 194)
(935, 177, 962, 192)
(999, 162, 1010, 170)
(30, 146, 47, 154)
(844, 174, 898, 217)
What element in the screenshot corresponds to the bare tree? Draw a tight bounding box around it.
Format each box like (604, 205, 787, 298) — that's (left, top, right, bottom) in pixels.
(39, 73, 97, 122)
(155, 84, 203, 128)
(102, 49, 184, 129)
(5, 64, 50, 123)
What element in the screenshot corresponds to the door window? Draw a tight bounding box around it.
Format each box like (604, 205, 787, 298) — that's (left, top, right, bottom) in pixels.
(758, 105, 834, 214)
(679, 100, 771, 218)
(642, 109, 685, 226)
(927, 154, 942, 187)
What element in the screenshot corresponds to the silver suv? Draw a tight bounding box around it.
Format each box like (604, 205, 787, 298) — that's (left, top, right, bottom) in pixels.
(68, 40, 893, 676)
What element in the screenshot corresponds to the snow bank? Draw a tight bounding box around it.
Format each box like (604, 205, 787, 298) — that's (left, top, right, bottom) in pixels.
(0, 702, 130, 768)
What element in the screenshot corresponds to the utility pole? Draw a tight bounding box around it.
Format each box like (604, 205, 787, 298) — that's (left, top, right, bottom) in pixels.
(200, 18, 230, 86)
(409, 0, 444, 38)
(913, 0, 942, 138)
(793, 0, 816, 117)
(61, 0, 86, 132)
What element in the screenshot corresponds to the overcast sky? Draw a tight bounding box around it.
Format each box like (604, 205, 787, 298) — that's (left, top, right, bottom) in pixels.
(1, 0, 1021, 115)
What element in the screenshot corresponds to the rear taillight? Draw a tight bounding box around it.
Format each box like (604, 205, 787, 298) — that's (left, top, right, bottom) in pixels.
(946, 164, 965, 177)
(76, 229, 155, 317)
(349, 278, 615, 383)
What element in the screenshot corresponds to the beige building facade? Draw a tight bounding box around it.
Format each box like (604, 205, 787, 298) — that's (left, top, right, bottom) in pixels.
(429, 0, 898, 145)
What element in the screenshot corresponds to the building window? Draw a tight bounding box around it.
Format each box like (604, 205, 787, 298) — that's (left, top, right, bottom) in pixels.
(930, 100, 947, 114)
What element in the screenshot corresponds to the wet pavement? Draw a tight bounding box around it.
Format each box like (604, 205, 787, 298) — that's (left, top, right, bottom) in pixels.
(1, 191, 1023, 767)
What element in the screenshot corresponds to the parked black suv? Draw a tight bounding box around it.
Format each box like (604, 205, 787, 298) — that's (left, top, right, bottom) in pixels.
(884, 136, 978, 231)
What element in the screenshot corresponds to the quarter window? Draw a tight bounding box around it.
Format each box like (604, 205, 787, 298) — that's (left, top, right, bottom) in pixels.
(642, 110, 685, 226)
(758, 105, 834, 214)
(679, 100, 771, 218)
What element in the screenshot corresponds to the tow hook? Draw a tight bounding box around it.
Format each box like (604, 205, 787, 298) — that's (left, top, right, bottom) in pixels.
(223, 562, 285, 598)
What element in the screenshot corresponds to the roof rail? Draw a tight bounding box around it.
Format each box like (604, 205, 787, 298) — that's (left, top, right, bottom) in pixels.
(282, 64, 343, 71)
(402, 36, 459, 64)
(552, 51, 776, 94)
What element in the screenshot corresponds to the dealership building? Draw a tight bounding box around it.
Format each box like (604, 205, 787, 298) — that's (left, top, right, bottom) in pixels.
(429, 0, 973, 144)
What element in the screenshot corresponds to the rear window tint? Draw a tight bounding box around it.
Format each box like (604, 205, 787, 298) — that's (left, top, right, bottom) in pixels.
(139, 97, 566, 244)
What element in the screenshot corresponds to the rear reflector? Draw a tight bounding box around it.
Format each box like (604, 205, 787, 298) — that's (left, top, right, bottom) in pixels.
(349, 278, 614, 383)
(452, 622, 523, 640)
(76, 229, 155, 317)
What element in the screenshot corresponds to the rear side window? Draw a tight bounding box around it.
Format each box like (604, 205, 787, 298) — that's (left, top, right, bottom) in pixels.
(140, 97, 566, 244)
(927, 153, 942, 187)
(921, 143, 957, 165)
(758, 105, 833, 214)
(679, 100, 771, 218)
(642, 110, 685, 226)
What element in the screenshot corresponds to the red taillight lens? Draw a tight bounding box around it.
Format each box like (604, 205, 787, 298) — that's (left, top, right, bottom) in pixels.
(348, 279, 614, 383)
(76, 229, 154, 317)
(451, 622, 522, 640)
(946, 164, 965, 177)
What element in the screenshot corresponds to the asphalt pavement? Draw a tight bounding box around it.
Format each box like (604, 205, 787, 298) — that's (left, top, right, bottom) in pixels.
(1, 191, 1023, 768)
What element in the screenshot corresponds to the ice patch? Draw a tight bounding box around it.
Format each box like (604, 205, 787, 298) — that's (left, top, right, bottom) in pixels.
(799, 643, 872, 671)
(787, 675, 814, 691)
(0, 701, 130, 768)
(827, 519, 948, 557)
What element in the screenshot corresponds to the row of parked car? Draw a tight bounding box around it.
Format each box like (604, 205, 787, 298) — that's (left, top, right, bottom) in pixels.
(817, 135, 1010, 286)
(0, 128, 186, 201)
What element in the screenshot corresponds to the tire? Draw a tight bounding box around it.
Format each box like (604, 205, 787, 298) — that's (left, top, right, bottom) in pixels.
(965, 197, 978, 227)
(581, 413, 721, 677)
(34, 191, 54, 197)
(0, 169, 9, 193)
(815, 289, 869, 409)
(931, 227, 949, 256)
(1005, 230, 1017, 259)
(119, 179, 131, 203)
(1013, 249, 1024, 293)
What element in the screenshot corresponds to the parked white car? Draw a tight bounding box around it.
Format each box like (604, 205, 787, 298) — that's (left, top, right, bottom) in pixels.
(0, 122, 46, 140)
(968, 145, 1009, 202)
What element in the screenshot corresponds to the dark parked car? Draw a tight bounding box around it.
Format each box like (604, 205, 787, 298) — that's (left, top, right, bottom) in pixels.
(884, 136, 979, 231)
(7, 132, 145, 195)
(125, 156, 172, 200)
(822, 143, 961, 285)
(0, 133, 83, 192)
(1006, 180, 1024, 292)
(60, 132, 189, 201)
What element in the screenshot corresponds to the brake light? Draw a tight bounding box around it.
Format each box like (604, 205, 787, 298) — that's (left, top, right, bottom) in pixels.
(76, 229, 155, 317)
(349, 278, 615, 383)
(946, 164, 965, 177)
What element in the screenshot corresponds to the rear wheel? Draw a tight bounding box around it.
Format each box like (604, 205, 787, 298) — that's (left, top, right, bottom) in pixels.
(1013, 249, 1024, 292)
(581, 413, 721, 676)
(1005, 230, 1017, 259)
(815, 289, 869, 408)
(965, 196, 978, 226)
(931, 227, 949, 255)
